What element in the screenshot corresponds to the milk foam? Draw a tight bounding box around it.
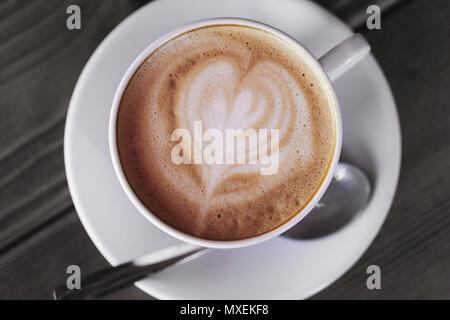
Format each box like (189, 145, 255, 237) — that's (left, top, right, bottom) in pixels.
(116, 25, 336, 240)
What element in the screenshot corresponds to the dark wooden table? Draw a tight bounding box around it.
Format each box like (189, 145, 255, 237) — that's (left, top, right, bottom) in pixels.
(0, 0, 449, 300)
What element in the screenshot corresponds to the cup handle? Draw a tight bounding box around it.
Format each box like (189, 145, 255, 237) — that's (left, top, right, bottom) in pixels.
(318, 34, 371, 82)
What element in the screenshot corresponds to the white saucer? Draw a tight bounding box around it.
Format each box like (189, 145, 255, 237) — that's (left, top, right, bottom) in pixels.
(64, 0, 401, 299)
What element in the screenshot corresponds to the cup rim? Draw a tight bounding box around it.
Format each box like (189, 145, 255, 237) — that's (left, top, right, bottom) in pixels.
(109, 17, 342, 249)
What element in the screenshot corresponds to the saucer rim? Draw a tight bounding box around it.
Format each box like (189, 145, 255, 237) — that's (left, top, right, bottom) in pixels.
(64, 0, 401, 299)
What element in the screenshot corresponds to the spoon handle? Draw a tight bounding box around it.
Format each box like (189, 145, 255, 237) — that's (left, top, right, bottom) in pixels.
(53, 243, 204, 300)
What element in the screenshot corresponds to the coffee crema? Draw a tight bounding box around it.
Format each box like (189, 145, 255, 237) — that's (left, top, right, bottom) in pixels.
(116, 24, 338, 240)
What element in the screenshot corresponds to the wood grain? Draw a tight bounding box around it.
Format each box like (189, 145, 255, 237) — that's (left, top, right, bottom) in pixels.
(0, 0, 152, 299)
(0, 0, 448, 300)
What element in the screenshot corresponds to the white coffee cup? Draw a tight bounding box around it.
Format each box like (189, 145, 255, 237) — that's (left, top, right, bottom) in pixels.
(109, 18, 370, 249)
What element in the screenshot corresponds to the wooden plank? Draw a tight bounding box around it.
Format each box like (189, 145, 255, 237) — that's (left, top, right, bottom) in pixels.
(0, 207, 152, 299)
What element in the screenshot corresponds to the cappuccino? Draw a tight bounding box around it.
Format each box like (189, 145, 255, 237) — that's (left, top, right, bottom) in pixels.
(116, 24, 338, 240)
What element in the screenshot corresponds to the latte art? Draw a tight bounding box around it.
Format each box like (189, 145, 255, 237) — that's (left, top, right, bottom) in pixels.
(116, 25, 337, 240)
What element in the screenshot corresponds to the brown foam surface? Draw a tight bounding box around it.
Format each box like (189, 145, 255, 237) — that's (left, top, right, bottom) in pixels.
(116, 24, 337, 240)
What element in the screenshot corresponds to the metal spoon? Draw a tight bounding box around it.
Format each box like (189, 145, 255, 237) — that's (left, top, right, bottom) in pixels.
(283, 162, 371, 239)
(53, 243, 207, 300)
(53, 163, 371, 300)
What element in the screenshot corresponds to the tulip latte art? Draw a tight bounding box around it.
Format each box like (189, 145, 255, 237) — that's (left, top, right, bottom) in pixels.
(116, 24, 338, 240)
